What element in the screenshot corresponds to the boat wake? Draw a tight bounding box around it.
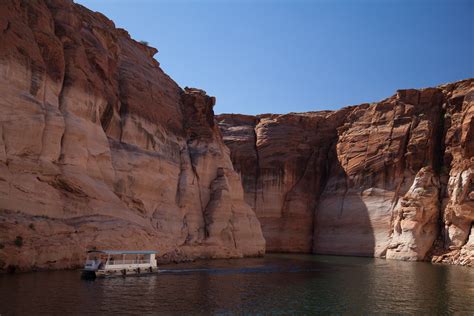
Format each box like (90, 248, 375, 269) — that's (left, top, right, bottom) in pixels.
(158, 265, 320, 275)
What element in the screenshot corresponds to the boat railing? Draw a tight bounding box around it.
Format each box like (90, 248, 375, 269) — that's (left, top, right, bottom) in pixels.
(106, 259, 150, 265)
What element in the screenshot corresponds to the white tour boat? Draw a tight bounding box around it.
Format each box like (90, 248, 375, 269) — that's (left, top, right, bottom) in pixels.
(81, 250, 159, 278)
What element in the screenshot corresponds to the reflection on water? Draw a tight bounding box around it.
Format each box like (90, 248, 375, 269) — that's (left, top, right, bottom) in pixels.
(0, 254, 473, 314)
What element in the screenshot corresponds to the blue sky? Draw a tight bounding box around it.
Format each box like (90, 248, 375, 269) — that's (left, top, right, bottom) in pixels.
(76, 0, 473, 115)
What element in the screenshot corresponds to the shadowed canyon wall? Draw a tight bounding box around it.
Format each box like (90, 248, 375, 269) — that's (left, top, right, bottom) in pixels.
(217, 79, 474, 266)
(0, 0, 265, 272)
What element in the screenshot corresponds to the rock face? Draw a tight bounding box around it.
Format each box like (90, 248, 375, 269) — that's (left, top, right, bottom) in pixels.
(218, 111, 350, 252)
(0, 0, 472, 271)
(217, 79, 474, 266)
(387, 167, 440, 260)
(0, 0, 264, 272)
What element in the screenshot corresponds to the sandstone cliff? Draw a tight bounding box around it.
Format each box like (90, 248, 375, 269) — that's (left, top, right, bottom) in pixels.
(217, 79, 474, 266)
(0, 0, 472, 272)
(0, 0, 265, 272)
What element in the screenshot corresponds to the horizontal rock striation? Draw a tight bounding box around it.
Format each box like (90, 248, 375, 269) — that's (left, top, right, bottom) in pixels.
(0, 0, 264, 272)
(217, 79, 474, 266)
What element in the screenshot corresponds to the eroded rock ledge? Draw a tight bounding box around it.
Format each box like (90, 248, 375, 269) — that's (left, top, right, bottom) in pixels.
(0, 0, 264, 272)
(217, 79, 474, 266)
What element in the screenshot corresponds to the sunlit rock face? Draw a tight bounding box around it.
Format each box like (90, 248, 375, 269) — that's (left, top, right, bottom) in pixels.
(0, 0, 264, 272)
(217, 79, 473, 266)
(433, 80, 474, 266)
(386, 167, 440, 261)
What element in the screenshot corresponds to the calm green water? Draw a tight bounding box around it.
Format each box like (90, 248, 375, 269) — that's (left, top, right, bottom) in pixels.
(0, 254, 473, 315)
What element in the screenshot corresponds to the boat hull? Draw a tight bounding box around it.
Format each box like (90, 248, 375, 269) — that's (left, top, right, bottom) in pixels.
(81, 267, 159, 279)
(80, 270, 97, 279)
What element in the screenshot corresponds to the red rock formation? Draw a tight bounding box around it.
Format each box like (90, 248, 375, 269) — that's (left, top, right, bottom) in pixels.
(218, 79, 473, 266)
(434, 80, 474, 265)
(0, 0, 264, 272)
(387, 167, 440, 260)
(218, 111, 350, 252)
(0, 0, 472, 271)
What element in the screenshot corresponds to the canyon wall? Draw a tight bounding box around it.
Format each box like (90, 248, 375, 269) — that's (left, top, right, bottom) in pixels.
(0, 0, 472, 271)
(217, 79, 474, 266)
(0, 0, 264, 272)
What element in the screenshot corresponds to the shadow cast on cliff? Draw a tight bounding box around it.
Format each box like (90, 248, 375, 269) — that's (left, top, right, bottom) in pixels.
(312, 149, 377, 258)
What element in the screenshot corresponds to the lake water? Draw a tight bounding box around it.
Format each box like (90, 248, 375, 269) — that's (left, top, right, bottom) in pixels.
(0, 254, 473, 315)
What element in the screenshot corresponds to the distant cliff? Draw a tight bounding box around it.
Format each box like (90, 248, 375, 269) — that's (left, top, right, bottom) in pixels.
(217, 79, 474, 266)
(0, 0, 264, 272)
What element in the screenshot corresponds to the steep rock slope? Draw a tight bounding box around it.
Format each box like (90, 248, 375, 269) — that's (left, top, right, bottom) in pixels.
(217, 79, 473, 265)
(0, 0, 264, 272)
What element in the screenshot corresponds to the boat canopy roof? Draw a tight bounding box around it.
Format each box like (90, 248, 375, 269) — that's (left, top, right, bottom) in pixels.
(87, 250, 158, 255)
